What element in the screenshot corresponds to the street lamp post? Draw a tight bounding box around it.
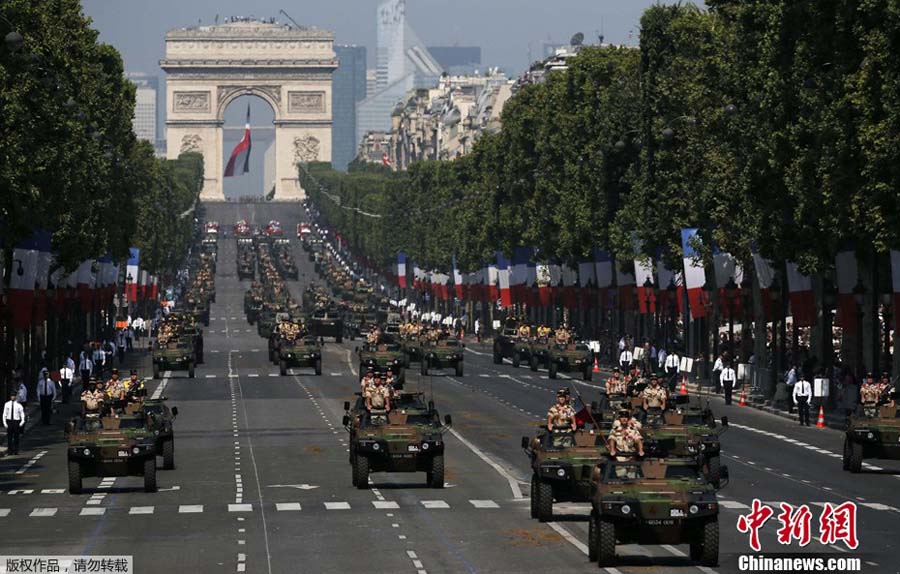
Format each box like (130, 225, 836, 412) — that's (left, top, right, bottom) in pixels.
(700, 282, 714, 383)
(666, 278, 678, 351)
(769, 276, 787, 404)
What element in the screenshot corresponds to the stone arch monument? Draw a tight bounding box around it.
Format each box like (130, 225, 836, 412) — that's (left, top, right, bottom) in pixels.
(161, 19, 337, 201)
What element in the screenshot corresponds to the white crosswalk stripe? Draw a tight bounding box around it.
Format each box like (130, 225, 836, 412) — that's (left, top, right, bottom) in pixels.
(129, 506, 155, 514)
(276, 503, 302, 511)
(80, 507, 106, 516)
(718, 500, 750, 510)
(324, 502, 351, 510)
(30, 508, 57, 517)
(179, 505, 203, 513)
(229, 504, 253, 512)
(0, 509, 10, 517)
(372, 501, 399, 509)
(420, 500, 450, 509)
(469, 500, 499, 508)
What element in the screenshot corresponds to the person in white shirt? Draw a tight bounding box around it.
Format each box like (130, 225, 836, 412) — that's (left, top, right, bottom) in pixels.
(619, 348, 634, 370)
(664, 350, 681, 392)
(37, 369, 57, 425)
(78, 355, 93, 388)
(3, 392, 26, 454)
(60, 356, 75, 404)
(713, 354, 725, 393)
(720, 362, 737, 405)
(793, 375, 813, 426)
(15, 381, 27, 405)
(657, 347, 667, 371)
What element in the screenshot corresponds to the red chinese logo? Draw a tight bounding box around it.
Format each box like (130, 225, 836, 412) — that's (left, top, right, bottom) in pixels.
(737, 499, 859, 551)
(819, 502, 859, 549)
(776, 503, 812, 547)
(737, 499, 774, 551)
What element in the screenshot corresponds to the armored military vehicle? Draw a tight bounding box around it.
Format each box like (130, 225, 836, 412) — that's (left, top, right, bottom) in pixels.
(279, 336, 323, 376)
(523, 429, 608, 522)
(138, 398, 179, 470)
(401, 335, 425, 367)
(547, 342, 594, 380)
(343, 392, 452, 489)
(492, 321, 526, 365)
(588, 458, 727, 566)
(639, 409, 728, 487)
(308, 308, 343, 343)
(421, 339, 465, 376)
(358, 342, 406, 388)
(66, 414, 159, 493)
(843, 402, 900, 473)
(528, 339, 552, 371)
(152, 340, 196, 379)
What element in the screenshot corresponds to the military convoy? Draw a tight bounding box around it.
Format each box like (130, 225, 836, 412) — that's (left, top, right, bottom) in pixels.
(278, 335, 323, 376)
(547, 342, 594, 380)
(358, 341, 406, 388)
(343, 392, 452, 489)
(308, 308, 344, 343)
(67, 414, 160, 493)
(421, 339, 465, 376)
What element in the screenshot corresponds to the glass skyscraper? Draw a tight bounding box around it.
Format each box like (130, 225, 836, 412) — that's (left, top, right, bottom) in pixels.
(332, 45, 368, 172)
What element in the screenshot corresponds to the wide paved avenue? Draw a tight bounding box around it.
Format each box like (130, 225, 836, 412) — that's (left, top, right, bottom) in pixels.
(1, 202, 896, 574)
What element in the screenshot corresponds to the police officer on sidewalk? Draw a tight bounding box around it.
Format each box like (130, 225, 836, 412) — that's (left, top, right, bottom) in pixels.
(793, 373, 812, 426)
(37, 368, 57, 425)
(3, 392, 26, 455)
(720, 361, 737, 405)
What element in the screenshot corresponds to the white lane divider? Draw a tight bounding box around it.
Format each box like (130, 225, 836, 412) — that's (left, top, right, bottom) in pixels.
(15, 450, 48, 475)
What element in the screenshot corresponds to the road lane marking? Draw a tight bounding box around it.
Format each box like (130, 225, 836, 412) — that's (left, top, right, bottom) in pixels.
(469, 500, 499, 508)
(129, 506, 154, 514)
(420, 500, 449, 509)
(443, 406, 523, 499)
(179, 505, 203, 513)
(275, 503, 302, 511)
(324, 502, 350, 510)
(229, 504, 253, 512)
(373, 501, 399, 509)
(29, 508, 57, 517)
(79, 507, 105, 516)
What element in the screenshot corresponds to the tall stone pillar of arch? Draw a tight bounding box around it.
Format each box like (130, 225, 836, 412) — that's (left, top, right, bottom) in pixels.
(161, 20, 337, 201)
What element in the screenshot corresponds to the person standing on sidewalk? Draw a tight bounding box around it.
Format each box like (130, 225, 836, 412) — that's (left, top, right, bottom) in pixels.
(474, 318, 481, 343)
(712, 353, 725, 393)
(720, 361, 737, 405)
(116, 330, 126, 364)
(37, 369, 56, 425)
(3, 392, 25, 455)
(785, 364, 798, 414)
(78, 354, 93, 389)
(60, 357, 75, 404)
(793, 374, 812, 426)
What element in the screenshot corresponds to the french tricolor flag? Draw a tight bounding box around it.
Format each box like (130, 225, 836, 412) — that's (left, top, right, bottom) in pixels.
(9, 237, 40, 329)
(397, 252, 407, 289)
(451, 253, 463, 300)
(594, 249, 613, 309)
(496, 252, 512, 308)
(786, 262, 815, 327)
(891, 251, 900, 335)
(681, 228, 707, 319)
(224, 105, 251, 177)
(126, 248, 139, 302)
(752, 252, 775, 320)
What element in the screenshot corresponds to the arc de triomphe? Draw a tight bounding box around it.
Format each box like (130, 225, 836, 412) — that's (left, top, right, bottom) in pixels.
(161, 20, 337, 201)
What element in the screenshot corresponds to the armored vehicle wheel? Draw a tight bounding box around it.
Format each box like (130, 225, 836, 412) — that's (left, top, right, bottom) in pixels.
(162, 439, 175, 470)
(530, 356, 539, 371)
(455, 363, 463, 377)
(690, 519, 719, 566)
(588, 512, 599, 561)
(268, 348, 275, 363)
(513, 352, 521, 368)
(188, 362, 195, 379)
(421, 360, 429, 376)
(68, 461, 83, 494)
(336, 335, 343, 344)
(493, 348, 502, 365)
(152, 364, 160, 379)
(583, 365, 592, 381)
(846, 439, 863, 473)
(143, 458, 157, 493)
(428, 455, 445, 488)
(548, 362, 558, 379)
(314, 359, 322, 376)
(842, 438, 852, 470)
(706, 455, 722, 487)
(536, 479, 553, 522)
(279, 360, 288, 376)
(530, 475, 539, 519)
(595, 516, 616, 566)
(353, 454, 369, 489)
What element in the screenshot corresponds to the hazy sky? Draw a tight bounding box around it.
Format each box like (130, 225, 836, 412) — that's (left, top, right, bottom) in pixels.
(81, 0, 666, 197)
(82, 0, 663, 76)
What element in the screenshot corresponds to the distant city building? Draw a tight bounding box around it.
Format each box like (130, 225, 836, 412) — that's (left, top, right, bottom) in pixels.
(127, 73, 159, 144)
(357, 0, 443, 147)
(541, 42, 568, 60)
(427, 46, 482, 75)
(332, 45, 368, 172)
(366, 69, 378, 99)
(358, 71, 514, 170)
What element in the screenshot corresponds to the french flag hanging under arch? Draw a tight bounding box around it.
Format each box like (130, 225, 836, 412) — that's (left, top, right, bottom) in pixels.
(224, 104, 251, 177)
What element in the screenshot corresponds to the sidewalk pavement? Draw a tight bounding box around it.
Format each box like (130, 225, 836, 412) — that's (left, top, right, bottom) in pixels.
(0, 348, 153, 458)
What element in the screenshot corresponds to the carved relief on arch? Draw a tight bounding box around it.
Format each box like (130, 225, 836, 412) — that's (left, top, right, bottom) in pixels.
(216, 85, 282, 116)
(180, 134, 202, 154)
(293, 135, 320, 163)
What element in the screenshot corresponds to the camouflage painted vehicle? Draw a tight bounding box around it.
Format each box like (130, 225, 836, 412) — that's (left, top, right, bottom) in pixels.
(527, 339, 552, 371)
(138, 398, 179, 470)
(492, 322, 525, 365)
(187, 300, 210, 326)
(421, 339, 465, 376)
(308, 308, 343, 343)
(152, 340, 196, 379)
(342, 392, 452, 489)
(66, 414, 159, 493)
(588, 458, 727, 566)
(639, 410, 729, 487)
(279, 336, 323, 376)
(522, 429, 609, 522)
(401, 336, 425, 366)
(257, 309, 282, 339)
(244, 292, 263, 325)
(237, 259, 255, 281)
(547, 342, 594, 380)
(180, 324, 204, 364)
(201, 237, 218, 255)
(843, 403, 900, 473)
(358, 342, 406, 387)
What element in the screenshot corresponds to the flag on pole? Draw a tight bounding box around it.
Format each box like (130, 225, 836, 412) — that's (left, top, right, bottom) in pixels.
(786, 262, 815, 327)
(835, 250, 859, 334)
(126, 248, 140, 302)
(224, 104, 252, 177)
(451, 253, 463, 299)
(397, 252, 407, 288)
(891, 250, 900, 335)
(681, 228, 707, 319)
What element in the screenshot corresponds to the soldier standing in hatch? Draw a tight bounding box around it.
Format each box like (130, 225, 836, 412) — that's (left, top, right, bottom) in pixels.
(608, 409, 645, 460)
(547, 388, 575, 433)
